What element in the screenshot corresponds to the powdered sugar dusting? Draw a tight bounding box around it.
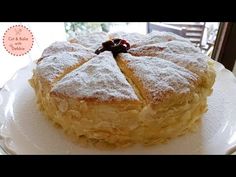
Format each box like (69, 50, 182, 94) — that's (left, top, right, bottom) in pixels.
(109, 31, 145, 45)
(132, 31, 191, 48)
(34, 31, 211, 103)
(118, 53, 199, 103)
(51, 51, 139, 102)
(153, 52, 208, 76)
(129, 40, 200, 56)
(41, 41, 94, 57)
(36, 42, 96, 83)
(128, 40, 206, 75)
(69, 32, 109, 50)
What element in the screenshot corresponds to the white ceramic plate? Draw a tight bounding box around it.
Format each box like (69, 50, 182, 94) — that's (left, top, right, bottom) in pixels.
(1, 61, 236, 154)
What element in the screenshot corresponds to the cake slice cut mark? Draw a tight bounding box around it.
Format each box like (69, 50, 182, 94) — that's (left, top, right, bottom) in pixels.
(51, 51, 141, 103)
(34, 41, 97, 91)
(116, 56, 147, 104)
(52, 58, 92, 87)
(127, 42, 212, 87)
(116, 53, 199, 105)
(37, 52, 96, 90)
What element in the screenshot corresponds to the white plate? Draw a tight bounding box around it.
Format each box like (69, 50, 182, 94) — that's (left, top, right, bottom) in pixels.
(1, 61, 236, 154)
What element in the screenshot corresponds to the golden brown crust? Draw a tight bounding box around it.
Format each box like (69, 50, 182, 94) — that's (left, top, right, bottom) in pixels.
(49, 51, 141, 104)
(29, 31, 216, 149)
(117, 53, 202, 106)
(50, 91, 141, 105)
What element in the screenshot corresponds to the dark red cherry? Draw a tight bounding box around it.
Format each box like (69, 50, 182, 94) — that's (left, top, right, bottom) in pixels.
(95, 38, 130, 57)
(102, 40, 114, 50)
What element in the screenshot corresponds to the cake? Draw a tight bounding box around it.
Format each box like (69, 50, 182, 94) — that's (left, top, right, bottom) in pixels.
(29, 31, 216, 149)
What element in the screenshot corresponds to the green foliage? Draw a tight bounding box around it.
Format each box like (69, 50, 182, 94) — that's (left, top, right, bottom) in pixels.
(65, 22, 111, 33)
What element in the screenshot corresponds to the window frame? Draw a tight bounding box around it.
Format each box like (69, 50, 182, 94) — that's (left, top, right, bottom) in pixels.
(212, 22, 236, 71)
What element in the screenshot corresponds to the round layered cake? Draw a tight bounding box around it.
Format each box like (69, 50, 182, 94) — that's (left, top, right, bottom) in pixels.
(29, 31, 216, 149)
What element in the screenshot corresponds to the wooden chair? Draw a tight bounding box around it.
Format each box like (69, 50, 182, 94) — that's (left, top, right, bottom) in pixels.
(162, 22, 206, 47)
(147, 22, 206, 48)
(147, 22, 187, 37)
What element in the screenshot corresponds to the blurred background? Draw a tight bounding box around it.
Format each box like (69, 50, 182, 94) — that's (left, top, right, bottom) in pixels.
(64, 22, 220, 57)
(0, 22, 236, 88)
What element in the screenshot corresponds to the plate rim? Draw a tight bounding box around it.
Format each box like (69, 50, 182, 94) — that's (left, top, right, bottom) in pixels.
(1, 60, 236, 155)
